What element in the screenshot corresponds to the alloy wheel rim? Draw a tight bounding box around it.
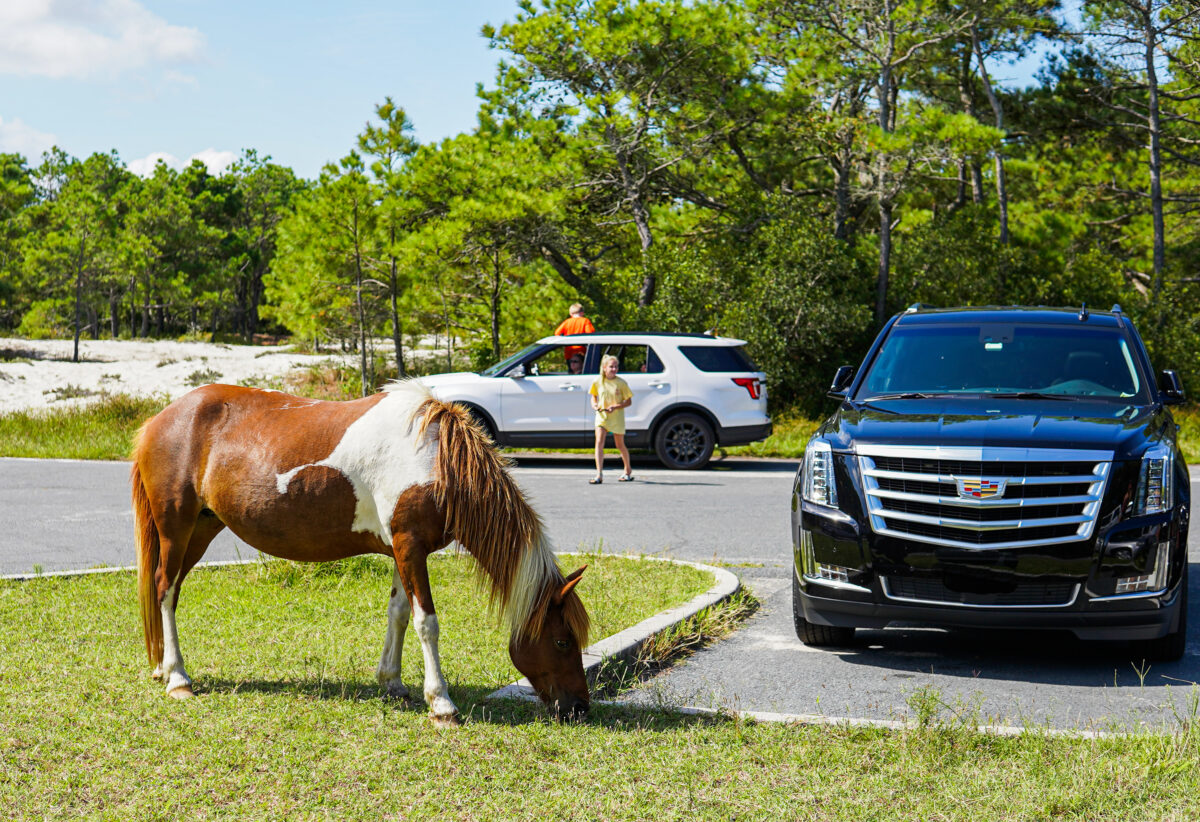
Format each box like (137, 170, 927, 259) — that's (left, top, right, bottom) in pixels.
(666, 423, 706, 465)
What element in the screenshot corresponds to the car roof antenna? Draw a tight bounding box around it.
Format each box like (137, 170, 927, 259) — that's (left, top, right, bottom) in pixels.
(1078, 303, 1089, 321)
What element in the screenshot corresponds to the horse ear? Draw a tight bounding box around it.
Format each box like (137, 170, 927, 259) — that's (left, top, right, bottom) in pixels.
(553, 565, 586, 604)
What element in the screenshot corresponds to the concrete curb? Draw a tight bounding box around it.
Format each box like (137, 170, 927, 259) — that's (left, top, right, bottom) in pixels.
(487, 555, 742, 703)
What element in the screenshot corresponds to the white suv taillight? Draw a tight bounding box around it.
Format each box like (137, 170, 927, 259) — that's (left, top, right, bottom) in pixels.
(732, 377, 762, 400)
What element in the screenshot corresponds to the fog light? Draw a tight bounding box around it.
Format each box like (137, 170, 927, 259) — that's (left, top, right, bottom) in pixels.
(1115, 541, 1171, 594)
(813, 563, 853, 584)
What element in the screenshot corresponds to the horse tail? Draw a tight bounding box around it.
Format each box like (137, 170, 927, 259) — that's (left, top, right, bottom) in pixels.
(130, 428, 163, 668)
(416, 393, 545, 620)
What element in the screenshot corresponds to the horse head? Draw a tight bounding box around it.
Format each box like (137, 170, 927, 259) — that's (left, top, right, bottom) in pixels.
(508, 565, 590, 720)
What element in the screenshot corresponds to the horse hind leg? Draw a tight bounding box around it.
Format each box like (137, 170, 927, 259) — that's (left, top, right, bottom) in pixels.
(376, 567, 412, 701)
(156, 511, 224, 698)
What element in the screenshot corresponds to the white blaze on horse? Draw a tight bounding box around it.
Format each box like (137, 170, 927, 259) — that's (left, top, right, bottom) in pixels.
(130, 380, 590, 724)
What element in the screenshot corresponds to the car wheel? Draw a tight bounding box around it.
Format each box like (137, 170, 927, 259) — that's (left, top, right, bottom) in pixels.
(792, 573, 855, 647)
(654, 413, 715, 470)
(1142, 565, 1188, 662)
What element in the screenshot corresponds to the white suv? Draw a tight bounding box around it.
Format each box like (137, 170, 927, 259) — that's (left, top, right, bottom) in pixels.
(418, 332, 771, 469)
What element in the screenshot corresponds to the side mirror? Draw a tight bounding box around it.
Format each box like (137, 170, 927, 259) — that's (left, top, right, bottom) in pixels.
(827, 365, 854, 400)
(508, 364, 526, 379)
(1159, 370, 1185, 405)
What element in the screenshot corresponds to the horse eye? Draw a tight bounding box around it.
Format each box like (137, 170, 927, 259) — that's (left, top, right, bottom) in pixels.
(554, 639, 570, 650)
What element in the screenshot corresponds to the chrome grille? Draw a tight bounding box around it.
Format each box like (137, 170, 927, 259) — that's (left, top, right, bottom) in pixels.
(857, 445, 1111, 550)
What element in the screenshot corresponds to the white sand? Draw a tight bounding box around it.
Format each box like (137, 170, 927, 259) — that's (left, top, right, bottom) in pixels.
(0, 337, 360, 414)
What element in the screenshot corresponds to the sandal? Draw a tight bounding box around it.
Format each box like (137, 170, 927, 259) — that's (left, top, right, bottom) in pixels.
(618, 474, 634, 482)
(589, 476, 603, 485)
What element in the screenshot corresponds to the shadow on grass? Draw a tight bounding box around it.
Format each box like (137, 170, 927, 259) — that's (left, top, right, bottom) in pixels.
(188, 675, 727, 730)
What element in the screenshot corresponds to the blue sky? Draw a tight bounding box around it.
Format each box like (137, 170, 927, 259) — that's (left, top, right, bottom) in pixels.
(0, 1, 1056, 181)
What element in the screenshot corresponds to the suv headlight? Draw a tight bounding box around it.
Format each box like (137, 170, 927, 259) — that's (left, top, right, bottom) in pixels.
(802, 439, 838, 508)
(1135, 442, 1174, 515)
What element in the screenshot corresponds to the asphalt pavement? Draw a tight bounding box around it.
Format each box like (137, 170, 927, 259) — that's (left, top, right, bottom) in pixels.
(3, 454, 1199, 731)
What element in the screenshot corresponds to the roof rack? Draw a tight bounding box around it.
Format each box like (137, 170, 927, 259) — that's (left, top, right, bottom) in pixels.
(904, 303, 936, 313)
(1110, 303, 1125, 328)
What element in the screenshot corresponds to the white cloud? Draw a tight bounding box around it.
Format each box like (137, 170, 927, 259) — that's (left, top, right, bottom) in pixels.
(0, 116, 58, 160)
(189, 148, 236, 175)
(128, 148, 236, 177)
(0, 0, 205, 79)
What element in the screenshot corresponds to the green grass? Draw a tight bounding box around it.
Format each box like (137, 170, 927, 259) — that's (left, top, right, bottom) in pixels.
(4, 394, 1200, 468)
(3, 557, 1200, 819)
(0, 393, 167, 460)
(720, 412, 818, 459)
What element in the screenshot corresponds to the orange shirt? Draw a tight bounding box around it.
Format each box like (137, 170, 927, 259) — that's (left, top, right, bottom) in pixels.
(554, 316, 595, 336)
(555, 315, 594, 361)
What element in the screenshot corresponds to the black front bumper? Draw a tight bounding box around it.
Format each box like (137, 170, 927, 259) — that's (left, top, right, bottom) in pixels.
(794, 501, 1188, 642)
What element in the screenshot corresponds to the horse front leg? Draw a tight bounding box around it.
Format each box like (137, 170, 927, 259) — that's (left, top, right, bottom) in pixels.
(391, 538, 459, 726)
(376, 567, 412, 701)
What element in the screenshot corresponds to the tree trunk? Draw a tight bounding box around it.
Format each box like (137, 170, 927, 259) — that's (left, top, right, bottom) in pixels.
(874, 64, 895, 325)
(109, 292, 119, 338)
(1142, 3, 1166, 330)
(876, 199, 893, 325)
(973, 29, 1010, 246)
(833, 147, 854, 241)
(490, 252, 502, 360)
(611, 130, 656, 307)
(353, 205, 369, 397)
(957, 46, 984, 204)
(72, 235, 86, 363)
(388, 225, 405, 377)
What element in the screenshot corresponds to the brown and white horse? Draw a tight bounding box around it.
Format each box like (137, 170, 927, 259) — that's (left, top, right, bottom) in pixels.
(130, 380, 590, 724)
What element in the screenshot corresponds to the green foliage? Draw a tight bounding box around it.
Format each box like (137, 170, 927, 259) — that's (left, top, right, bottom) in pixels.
(3, 1, 1200, 415)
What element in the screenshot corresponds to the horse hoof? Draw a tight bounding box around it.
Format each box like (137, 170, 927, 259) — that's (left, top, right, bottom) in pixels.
(168, 685, 195, 700)
(151, 671, 163, 682)
(430, 712, 462, 728)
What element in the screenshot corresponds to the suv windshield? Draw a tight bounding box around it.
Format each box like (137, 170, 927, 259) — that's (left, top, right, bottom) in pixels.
(858, 323, 1149, 401)
(478, 344, 541, 377)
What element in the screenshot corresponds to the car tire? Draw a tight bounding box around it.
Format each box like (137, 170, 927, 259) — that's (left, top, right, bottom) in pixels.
(792, 573, 855, 647)
(1142, 565, 1188, 662)
(654, 413, 715, 470)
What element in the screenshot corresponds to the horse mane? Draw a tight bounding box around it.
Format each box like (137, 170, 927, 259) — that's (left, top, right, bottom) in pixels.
(405, 382, 589, 646)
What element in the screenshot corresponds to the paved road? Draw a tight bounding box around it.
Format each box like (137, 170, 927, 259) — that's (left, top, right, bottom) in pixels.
(3, 454, 1198, 731)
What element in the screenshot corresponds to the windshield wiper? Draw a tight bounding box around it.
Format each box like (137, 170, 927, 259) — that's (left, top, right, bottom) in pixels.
(865, 392, 937, 400)
(988, 391, 1071, 400)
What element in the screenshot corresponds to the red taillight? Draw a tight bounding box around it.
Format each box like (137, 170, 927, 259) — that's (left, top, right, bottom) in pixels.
(732, 377, 761, 400)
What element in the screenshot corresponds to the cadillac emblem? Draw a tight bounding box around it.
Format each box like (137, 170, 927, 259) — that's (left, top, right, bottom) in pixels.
(956, 477, 1006, 499)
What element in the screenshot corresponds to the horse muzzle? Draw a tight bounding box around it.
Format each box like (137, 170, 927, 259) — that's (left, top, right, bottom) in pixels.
(549, 694, 590, 722)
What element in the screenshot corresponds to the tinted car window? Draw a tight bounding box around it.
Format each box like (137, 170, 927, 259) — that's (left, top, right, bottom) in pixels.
(860, 324, 1147, 400)
(527, 345, 588, 376)
(600, 344, 664, 374)
(679, 345, 757, 373)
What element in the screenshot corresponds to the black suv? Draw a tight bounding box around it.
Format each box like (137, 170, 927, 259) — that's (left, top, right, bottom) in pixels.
(792, 305, 1190, 660)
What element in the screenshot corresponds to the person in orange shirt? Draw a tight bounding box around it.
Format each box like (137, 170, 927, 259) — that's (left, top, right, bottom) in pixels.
(554, 303, 595, 363)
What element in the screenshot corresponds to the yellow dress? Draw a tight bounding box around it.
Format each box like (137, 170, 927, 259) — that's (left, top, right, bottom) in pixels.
(589, 376, 633, 434)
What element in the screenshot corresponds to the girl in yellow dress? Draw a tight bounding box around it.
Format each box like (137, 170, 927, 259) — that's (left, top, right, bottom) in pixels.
(588, 354, 633, 484)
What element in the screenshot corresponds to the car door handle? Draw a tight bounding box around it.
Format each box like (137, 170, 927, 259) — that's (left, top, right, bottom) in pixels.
(648, 380, 669, 388)
(559, 384, 581, 391)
